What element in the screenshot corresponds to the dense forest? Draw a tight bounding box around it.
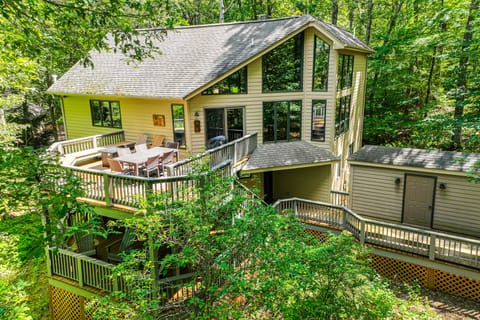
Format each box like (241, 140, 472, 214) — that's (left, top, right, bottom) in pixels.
(1, 0, 478, 152)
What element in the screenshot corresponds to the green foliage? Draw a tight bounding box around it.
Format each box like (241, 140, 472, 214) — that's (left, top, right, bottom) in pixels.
(91, 167, 432, 319)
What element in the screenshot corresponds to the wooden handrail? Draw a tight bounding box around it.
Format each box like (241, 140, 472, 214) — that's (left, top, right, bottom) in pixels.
(166, 133, 257, 177)
(273, 198, 480, 270)
(48, 131, 125, 155)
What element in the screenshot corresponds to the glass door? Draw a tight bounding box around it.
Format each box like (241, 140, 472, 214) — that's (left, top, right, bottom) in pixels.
(205, 107, 244, 143)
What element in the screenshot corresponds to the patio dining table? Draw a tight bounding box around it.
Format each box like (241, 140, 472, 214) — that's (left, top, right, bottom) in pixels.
(116, 147, 174, 176)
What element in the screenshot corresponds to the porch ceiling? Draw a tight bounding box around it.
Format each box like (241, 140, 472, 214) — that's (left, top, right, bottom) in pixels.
(241, 141, 339, 173)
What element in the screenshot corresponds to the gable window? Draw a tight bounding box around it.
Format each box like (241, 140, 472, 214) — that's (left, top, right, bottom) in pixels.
(90, 100, 122, 128)
(202, 67, 247, 95)
(262, 33, 304, 92)
(311, 100, 326, 141)
(313, 36, 330, 91)
(335, 95, 351, 136)
(263, 100, 301, 142)
(337, 54, 354, 90)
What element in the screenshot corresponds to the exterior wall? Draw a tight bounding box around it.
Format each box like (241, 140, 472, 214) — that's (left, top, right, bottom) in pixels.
(62, 95, 188, 146)
(433, 174, 480, 237)
(187, 27, 368, 157)
(273, 166, 331, 202)
(350, 166, 404, 222)
(350, 164, 480, 237)
(332, 53, 367, 191)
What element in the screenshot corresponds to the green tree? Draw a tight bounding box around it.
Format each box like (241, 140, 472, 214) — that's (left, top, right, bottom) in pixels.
(91, 166, 432, 319)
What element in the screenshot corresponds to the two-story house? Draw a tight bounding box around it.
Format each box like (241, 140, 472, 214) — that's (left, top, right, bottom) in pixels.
(48, 15, 373, 203)
(45, 16, 480, 318)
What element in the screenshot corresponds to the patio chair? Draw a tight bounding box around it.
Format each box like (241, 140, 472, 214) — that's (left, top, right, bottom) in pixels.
(105, 229, 136, 263)
(165, 141, 180, 161)
(165, 141, 179, 149)
(141, 154, 162, 177)
(116, 147, 131, 157)
(159, 150, 176, 175)
(74, 233, 96, 256)
(150, 135, 165, 147)
(135, 134, 148, 145)
(108, 158, 133, 175)
(135, 143, 148, 153)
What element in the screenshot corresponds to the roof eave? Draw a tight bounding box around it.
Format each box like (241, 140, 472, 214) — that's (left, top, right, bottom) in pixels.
(242, 160, 338, 174)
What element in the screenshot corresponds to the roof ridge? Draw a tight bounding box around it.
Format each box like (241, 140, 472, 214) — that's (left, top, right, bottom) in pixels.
(137, 15, 309, 32)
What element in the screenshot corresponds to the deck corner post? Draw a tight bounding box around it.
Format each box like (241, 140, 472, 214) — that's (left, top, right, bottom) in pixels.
(113, 275, 119, 292)
(429, 235, 436, 260)
(360, 221, 366, 244)
(342, 209, 347, 229)
(45, 246, 53, 276)
(293, 200, 298, 218)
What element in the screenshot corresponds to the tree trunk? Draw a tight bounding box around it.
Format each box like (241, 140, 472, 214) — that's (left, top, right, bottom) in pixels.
(425, 46, 436, 106)
(349, 0, 356, 31)
(219, 0, 225, 23)
(452, 0, 478, 150)
(331, 0, 338, 25)
(368, 1, 404, 108)
(365, 0, 373, 45)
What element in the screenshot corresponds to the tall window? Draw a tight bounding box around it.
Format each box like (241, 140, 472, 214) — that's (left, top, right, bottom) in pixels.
(172, 104, 185, 146)
(337, 54, 354, 90)
(335, 95, 351, 136)
(263, 100, 301, 142)
(313, 36, 330, 91)
(311, 100, 327, 141)
(205, 107, 244, 142)
(202, 67, 247, 95)
(262, 33, 304, 92)
(90, 100, 122, 128)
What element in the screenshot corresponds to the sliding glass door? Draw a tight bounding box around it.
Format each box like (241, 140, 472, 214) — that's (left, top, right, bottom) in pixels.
(205, 107, 244, 142)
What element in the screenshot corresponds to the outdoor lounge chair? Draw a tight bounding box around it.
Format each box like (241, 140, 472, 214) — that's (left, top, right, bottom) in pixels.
(74, 233, 96, 256)
(105, 229, 136, 263)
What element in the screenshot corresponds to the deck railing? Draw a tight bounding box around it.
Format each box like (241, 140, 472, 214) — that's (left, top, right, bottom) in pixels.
(64, 160, 232, 209)
(273, 198, 480, 270)
(166, 133, 257, 177)
(47, 247, 198, 298)
(330, 190, 350, 207)
(47, 131, 126, 155)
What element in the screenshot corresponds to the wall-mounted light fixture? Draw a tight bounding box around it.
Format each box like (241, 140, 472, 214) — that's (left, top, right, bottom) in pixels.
(194, 111, 199, 117)
(439, 183, 446, 190)
(394, 177, 401, 185)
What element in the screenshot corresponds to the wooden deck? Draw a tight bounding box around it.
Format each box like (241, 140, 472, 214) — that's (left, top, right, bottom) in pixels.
(274, 198, 480, 270)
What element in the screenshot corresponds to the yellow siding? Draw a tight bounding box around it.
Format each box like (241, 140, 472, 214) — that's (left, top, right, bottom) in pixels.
(62, 95, 187, 145)
(273, 166, 331, 202)
(350, 165, 480, 237)
(188, 27, 367, 157)
(433, 175, 480, 237)
(350, 166, 404, 222)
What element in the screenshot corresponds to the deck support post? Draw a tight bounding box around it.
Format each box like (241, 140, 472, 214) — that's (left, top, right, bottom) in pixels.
(45, 246, 53, 276)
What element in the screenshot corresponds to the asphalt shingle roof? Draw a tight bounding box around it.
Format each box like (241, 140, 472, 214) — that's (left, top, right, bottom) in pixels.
(242, 141, 339, 172)
(48, 15, 373, 99)
(349, 145, 480, 173)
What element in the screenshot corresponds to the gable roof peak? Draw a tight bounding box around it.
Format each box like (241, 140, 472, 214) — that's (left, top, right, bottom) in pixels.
(48, 15, 371, 99)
